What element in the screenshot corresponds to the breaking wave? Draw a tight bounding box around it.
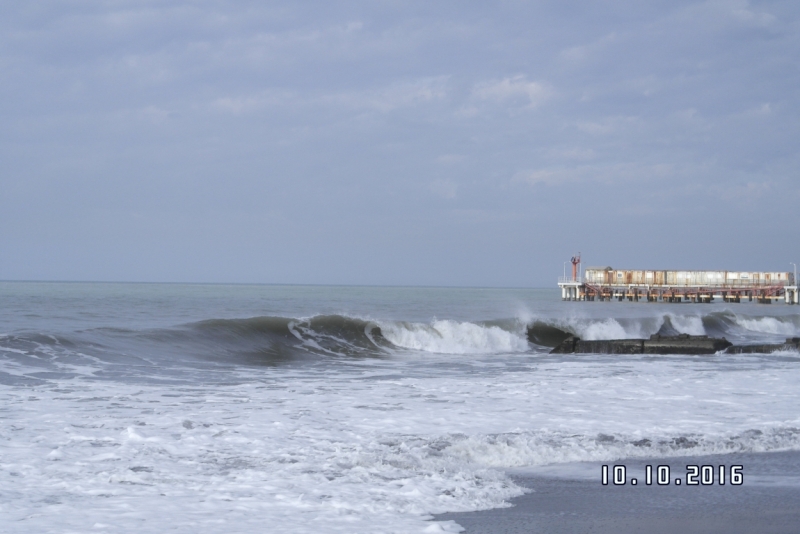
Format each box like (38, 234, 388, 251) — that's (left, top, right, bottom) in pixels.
(378, 319, 529, 354)
(0, 315, 533, 381)
(444, 426, 800, 468)
(525, 311, 799, 347)
(188, 315, 529, 357)
(2, 311, 798, 380)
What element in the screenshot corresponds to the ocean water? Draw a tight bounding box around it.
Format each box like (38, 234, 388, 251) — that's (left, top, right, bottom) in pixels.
(1, 282, 799, 533)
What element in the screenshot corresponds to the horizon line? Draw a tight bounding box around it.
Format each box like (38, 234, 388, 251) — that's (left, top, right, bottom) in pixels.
(0, 278, 551, 291)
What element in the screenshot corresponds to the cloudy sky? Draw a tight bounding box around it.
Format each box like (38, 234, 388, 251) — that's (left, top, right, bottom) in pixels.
(2, 1, 798, 286)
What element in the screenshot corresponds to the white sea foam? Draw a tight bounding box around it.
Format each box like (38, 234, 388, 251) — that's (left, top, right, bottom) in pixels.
(3, 353, 800, 533)
(735, 316, 797, 336)
(445, 427, 800, 468)
(379, 319, 529, 354)
(553, 314, 706, 341)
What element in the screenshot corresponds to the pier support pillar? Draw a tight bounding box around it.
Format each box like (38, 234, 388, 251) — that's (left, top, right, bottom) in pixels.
(786, 287, 798, 305)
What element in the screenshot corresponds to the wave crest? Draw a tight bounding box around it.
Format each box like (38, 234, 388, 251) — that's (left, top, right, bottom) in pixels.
(379, 319, 529, 354)
(445, 427, 800, 468)
(526, 311, 799, 346)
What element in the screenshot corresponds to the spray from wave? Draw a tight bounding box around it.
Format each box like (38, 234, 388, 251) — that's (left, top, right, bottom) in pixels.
(379, 319, 529, 354)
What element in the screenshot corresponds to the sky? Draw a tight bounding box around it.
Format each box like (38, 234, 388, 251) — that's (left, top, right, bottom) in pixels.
(1, 1, 799, 287)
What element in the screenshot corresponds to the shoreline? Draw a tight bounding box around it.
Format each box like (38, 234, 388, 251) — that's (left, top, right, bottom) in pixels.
(434, 450, 800, 533)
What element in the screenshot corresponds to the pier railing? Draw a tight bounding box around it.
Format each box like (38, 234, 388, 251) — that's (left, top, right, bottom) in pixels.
(584, 280, 790, 288)
(558, 276, 583, 284)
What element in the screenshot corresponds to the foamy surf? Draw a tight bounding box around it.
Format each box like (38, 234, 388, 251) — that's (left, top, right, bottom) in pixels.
(4, 351, 800, 533)
(526, 311, 799, 346)
(379, 319, 529, 354)
(734, 315, 799, 336)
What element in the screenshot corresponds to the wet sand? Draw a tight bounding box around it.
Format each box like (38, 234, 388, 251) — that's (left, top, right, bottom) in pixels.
(435, 451, 800, 533)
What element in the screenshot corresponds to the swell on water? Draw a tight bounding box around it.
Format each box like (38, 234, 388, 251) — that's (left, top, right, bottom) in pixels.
(186, 315, 530, 358)
(1, 311, 798, 381)
(0, 315, 534, 379)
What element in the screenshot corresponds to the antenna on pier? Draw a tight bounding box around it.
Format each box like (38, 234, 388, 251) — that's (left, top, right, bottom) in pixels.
(571, 253, 581, 281)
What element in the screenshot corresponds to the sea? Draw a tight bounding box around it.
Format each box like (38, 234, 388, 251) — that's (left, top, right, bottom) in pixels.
(1, 281, 799, 533)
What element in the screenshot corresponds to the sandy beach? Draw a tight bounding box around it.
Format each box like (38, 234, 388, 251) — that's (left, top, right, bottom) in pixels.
(435, 451, 800, 533)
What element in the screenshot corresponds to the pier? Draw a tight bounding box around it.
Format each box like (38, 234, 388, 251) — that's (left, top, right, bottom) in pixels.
(558, 256, 799, 304)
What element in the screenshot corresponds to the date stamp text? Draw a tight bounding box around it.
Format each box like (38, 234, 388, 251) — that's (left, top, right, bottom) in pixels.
(601, 464, 743, 486)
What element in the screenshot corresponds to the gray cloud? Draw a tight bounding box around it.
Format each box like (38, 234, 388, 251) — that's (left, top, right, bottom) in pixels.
(1, 1, 798, 285)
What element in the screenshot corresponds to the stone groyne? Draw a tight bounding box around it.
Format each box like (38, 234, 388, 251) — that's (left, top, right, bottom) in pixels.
(549, 334, 800, 355)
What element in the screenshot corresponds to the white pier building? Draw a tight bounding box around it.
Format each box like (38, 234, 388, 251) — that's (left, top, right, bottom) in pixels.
(558, 258, 798, 304)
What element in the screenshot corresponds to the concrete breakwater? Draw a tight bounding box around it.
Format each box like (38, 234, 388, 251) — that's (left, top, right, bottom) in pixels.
(725, 337, 800, 354)
(548, 334, 800, 355)
(550, 334, 732, 355)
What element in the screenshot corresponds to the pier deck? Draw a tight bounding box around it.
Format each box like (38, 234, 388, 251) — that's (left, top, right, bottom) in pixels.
(558, 268, 798, 304)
